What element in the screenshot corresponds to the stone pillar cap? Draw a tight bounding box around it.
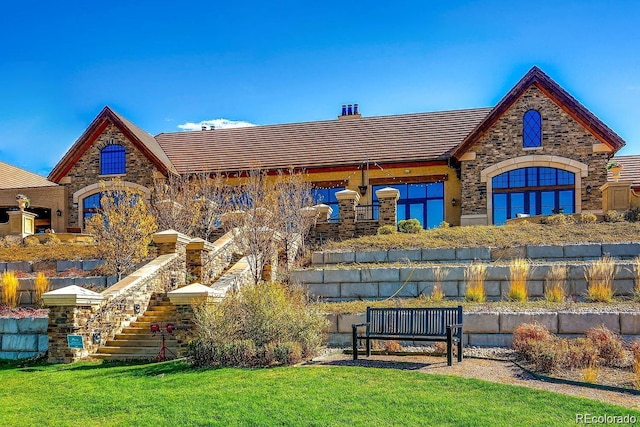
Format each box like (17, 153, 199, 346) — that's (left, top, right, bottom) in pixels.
(375, 187, 400, 200)
(300, 206, 319, 218)
(335, 189, 360, 202)
(314, 204, 333, 214)
(42, 285, 105, 307)
(167, 283, 216, 305)
(600, 181, 632, 191)
(152, 229, 192, 245)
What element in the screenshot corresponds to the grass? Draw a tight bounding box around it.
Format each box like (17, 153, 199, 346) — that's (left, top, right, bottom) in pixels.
(1, 271, 19, 307)
(585, 257, 615, 303)
(545, 265, 567, 303)
(508, 258, 529, 302)
(323, 222, 640, 251)
(0, 360, 637, 426)
(464, 263, 486, 303)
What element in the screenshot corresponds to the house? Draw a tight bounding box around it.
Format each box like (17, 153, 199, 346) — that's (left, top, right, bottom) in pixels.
(44, 66, 630, 233)
(0, 161, 66, 235)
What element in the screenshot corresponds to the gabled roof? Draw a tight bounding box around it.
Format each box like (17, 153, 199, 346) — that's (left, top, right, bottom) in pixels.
(155, 108, 492, 174)
(451, 66, 626, 159)
(0, 161, 58, 190)
(610, 155, 640, 187)
(48, 106, 176, 182)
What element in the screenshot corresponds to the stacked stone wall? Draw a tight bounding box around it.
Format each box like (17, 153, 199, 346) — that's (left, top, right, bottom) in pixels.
(460, 86, 609, 217)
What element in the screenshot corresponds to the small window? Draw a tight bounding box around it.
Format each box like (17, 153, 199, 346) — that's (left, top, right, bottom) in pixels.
(100, 144, 126, 175)
(523, 110, 542, 148)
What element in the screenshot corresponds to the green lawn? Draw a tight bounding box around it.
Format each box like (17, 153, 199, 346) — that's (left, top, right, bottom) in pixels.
(0, 360, 637, 426)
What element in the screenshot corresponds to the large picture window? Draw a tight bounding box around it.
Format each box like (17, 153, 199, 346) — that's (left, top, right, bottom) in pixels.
(373, 182, 444, 229)
(492, 167, 575, 224)
(100, 144, 126, 175)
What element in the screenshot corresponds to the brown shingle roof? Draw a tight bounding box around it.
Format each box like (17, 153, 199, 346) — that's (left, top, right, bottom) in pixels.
(155, 108, 492, 174)
(0, 161, 58, 190)
(610, 155, 640, 187)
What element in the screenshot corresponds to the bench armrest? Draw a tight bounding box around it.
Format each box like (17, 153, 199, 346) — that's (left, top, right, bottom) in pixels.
(352, 322, 370, 329)
(447, 323, 463, 329)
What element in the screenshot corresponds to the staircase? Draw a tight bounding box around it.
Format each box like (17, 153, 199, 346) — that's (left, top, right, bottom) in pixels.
(91, 296, 180, 361)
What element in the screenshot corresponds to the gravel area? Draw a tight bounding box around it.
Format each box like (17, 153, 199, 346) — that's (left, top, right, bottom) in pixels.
(306, 347, 640, 410)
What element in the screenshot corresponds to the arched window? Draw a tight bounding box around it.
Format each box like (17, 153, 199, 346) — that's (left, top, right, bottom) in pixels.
(523, 110, 542, 148)
(492, 167, 574, 224)
(100, 144, 126, 175)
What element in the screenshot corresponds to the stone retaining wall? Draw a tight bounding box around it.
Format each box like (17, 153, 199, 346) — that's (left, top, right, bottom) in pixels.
(292, 261, 638, 301)
(325, 311, 640, 347)
(0, 259, 105, 273)
(0, 317, 48, 360)
(312, 243, 640, 266)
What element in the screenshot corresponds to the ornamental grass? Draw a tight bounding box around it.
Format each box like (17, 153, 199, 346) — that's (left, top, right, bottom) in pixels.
(1, 271, 19, 308)
(508, 258, 529, 302)
(545, 264, 567, 303)
(464, 263, 487, 303)
(585, 257, 615, 303)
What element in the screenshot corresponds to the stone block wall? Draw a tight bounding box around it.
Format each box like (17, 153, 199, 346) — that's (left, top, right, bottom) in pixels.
(324, 311, 640, 348)
(0, 317, 48, 360)
(292, 260, 639, 302)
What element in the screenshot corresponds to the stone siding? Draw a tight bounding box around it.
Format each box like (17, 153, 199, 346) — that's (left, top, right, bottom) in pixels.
(460, 85, 608, 219)
(61, 123, 161, 230)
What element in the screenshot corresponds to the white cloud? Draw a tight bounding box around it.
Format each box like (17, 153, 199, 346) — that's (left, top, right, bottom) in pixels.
(178, 118, 257, 131)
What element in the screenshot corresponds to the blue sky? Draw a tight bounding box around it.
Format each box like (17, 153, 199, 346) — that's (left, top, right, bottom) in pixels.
(1, 1, 639, 176)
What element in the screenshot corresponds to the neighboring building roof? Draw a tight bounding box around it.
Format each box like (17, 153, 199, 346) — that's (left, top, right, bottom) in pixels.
(610, 155, 640, 187)
(451, 66, 626, 159)
(48, 106, 176, 182)
(155, 108, 492, 174)
(0, 161, 58, 190)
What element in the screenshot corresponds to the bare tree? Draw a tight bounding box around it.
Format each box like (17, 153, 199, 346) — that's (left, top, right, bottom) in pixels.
(192, 172, 228, 242)
(272, 168, 315, 270)
(85, 179, 158, 280)
(149, 173, 200, 236)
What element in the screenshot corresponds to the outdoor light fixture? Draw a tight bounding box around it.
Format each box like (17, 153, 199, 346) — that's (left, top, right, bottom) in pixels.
(358, 185, 367, 196)
(166, 324, 175, 334)
(56, 209, 62, 217)
(451, 198, 457, 206)
(150, 323, 160, 335)
(72, 203, 78, 209)
(586, 184, 592, 194)
(134, 303, 141, 314)
(92, 332, 101, 344)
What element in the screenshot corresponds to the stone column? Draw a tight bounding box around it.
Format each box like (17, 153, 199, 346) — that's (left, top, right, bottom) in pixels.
(152, 229, 192, 256)
(186, 238, 212, 284)
(167, 283, 217, 354)
(600, 181, 632, 214)
(375, 187, 400, 227)
(335, 189, 359, 240)
(42, 285, 104, 363)
(314, 204, 333, 222)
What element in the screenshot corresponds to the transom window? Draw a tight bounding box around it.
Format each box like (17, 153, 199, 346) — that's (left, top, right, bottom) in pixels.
(100, 144, 126, 175)
(523, 110, 542, 148)
(492, 167, 575, 224)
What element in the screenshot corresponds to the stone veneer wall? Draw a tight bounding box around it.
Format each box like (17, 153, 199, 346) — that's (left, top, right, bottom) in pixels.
(46, 252, 186, 363)
(0, 317, 48, 360)
(326, 311, 640, 347)
(460, 85, 609, 220)
(186, 231, 240, 284)
(61, 123, 160, 230)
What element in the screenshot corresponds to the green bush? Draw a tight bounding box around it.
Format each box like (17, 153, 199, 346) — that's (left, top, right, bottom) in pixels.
(377, 225, 397, 235)
(188, 281, 328, 367)
(397, 219, 423, 234)
(625, 208, 640, 222)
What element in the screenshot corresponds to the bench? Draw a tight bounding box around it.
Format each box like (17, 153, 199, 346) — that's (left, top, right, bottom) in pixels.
(352, 306, 463, 366)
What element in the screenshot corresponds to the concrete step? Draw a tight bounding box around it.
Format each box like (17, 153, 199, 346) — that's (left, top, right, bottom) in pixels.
(91, 353, 166, 361)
